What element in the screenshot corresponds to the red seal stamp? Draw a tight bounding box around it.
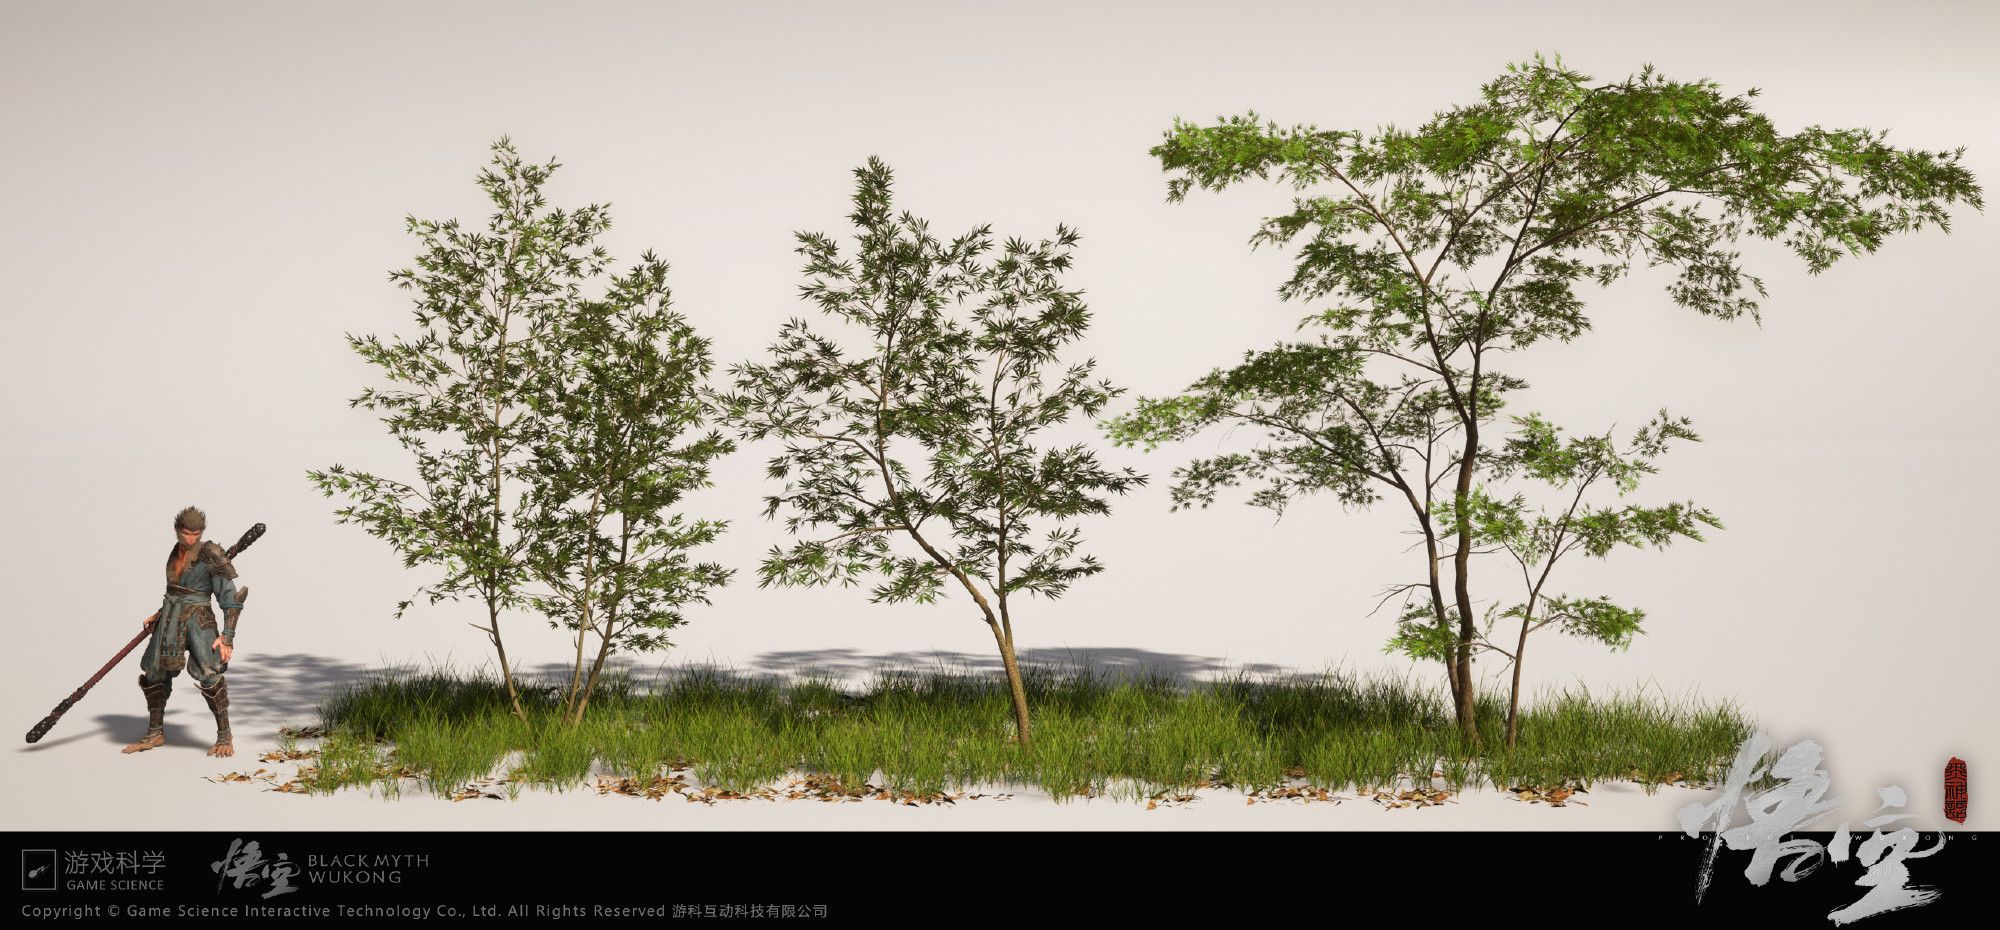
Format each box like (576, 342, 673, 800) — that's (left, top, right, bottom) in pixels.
(1944, 757, 1967, 824)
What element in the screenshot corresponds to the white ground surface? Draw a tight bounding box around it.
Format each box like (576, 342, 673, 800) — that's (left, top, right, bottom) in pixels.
(2, 640, 1973, 832)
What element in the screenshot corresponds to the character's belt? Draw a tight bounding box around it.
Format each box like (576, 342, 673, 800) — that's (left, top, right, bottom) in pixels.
(163, 585, 209, 605)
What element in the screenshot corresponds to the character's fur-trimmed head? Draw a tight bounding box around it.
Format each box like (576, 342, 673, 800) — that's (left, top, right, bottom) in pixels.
(174, 506, 206, 533)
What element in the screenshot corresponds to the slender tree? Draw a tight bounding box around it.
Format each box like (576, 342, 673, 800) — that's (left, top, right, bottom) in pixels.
(309, 137, 616, 723)
(521, 253, 734, 726)
(721, 158, 1145, 749)
(1107, 54, 1980, 746)
(1447, 410, 1718, 748)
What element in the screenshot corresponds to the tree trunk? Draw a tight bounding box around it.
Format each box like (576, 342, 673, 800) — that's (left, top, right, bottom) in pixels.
(1451, 417, 1484, 750)
(488, 600, 530, 724)
(488, 287, 528, 725)
(989, 621, 1033, 750)
(1452, 643, 1479, 748)
(1436, 606, 1464, 728)
(563, 593, 592, 722)
(1505, 615, 1530, 750)
(569, 516, 633, 726)
(1449, 548, 1481, 748)
(570, 635, 615, 727)
(1414, 506, 1465, 745)
(570, 605, 624, 726)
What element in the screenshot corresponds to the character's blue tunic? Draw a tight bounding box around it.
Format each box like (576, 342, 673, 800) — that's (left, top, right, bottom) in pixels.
(140, 543, 241, 689)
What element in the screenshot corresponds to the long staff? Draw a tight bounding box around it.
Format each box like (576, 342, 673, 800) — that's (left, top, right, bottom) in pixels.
(24, 523, 266, 743)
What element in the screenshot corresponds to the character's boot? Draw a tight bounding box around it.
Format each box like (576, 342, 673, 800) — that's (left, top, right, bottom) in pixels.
(198, 677, 233, 758)
(121, 676, 169, 753)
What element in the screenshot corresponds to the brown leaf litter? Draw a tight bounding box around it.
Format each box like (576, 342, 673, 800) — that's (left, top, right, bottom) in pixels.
(1506, 783, 1588, 807)
(1358, 786, 1457, 810)
(591, 772, 1010, 806)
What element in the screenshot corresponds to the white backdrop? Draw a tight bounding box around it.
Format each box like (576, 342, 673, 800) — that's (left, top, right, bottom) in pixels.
(3, 0, 1995, 831)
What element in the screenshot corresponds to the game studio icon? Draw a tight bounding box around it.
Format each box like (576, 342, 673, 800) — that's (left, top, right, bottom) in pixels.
(22, 850, 57, 892)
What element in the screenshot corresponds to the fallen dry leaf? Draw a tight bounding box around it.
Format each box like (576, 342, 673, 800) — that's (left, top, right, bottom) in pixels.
(1358, 786, 1455, 810)
(1506, 783, 1589, 807)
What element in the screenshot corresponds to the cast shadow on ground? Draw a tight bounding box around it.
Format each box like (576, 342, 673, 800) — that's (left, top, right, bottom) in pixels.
(726, 647, 1295, 685)
(508, 647, 1301, 693)
(21, 652, 415, 753)
(19, 647, 1310, 753)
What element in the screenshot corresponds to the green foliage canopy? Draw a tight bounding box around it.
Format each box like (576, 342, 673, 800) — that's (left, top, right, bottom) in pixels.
(722, 158, 1144, 615)
(1106, 54, 1980, 738)
(310, 139, 734, 721)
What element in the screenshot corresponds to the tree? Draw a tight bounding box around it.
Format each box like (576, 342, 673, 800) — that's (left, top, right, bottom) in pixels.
(520, 253, 733, 726)
(1445, 410, 1718, 748)
(308, 137, 668, 724)
(720, 158, 1145, 749)
(1106, 54, 1981, 747)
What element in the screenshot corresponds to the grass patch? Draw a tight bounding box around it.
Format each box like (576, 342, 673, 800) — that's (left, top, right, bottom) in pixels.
(295, 662, 1751, 803)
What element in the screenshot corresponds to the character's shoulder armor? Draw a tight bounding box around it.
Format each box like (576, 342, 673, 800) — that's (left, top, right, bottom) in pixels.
(199, 541, 238, 579)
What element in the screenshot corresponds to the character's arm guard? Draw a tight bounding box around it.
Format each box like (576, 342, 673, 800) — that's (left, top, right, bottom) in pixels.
(210, 560, 242, 644)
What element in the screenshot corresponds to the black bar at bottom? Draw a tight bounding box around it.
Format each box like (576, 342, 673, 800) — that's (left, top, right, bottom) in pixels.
(6, 831, 1993, 923)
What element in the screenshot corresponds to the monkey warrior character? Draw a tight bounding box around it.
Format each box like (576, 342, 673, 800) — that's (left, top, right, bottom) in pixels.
(123, 506, 244, 757)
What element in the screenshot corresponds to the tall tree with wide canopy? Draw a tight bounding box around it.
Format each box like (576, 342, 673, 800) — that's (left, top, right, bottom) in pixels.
(1108, 54, 1981, 746)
